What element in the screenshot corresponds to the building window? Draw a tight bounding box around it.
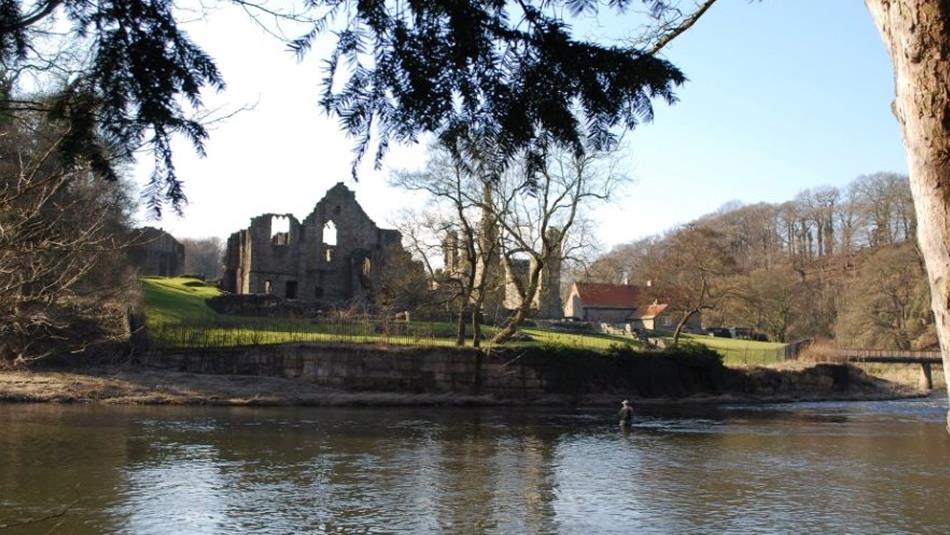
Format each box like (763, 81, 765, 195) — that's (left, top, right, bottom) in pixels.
(285, 280, 298, 299)
(271, 215, 290, 246)
(323, 220, 337, 246)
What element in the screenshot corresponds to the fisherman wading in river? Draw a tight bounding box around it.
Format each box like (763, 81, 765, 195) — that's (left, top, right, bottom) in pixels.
(618, 400, 633, 427)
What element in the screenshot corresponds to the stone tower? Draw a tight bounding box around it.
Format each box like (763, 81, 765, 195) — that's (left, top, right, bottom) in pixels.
(533, 227, 563, 319)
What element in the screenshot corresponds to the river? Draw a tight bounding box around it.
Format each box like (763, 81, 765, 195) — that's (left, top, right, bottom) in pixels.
(1, 395, 948, 534)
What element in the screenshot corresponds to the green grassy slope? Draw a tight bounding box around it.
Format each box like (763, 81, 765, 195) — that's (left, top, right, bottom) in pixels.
(142, 277, 643, 350)
(141, 277, 784, 364)
(142, 276, 221, 325)
(674, 333, 786, 365)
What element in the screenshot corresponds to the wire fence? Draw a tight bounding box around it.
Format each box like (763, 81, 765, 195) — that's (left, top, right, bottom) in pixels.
(146, 316, 792, 362)
(717, 345, 788, 366)
(148, 316, 447, 349)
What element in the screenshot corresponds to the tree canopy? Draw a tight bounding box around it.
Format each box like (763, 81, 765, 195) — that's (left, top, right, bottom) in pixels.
(1, 1, 708, 211)
(306, 0, 688, 179)
(1, 0, 223, 214)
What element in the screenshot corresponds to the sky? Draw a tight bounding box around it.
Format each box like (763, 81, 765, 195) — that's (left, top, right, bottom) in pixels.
(134, 0, 907, 252)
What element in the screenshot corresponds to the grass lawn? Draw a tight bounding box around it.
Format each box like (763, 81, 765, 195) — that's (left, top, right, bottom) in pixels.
(141, 277, 637, 350)
(672, 333, 787, 365)
(141, 277, 785, 364)
(142, 276, 222, 324)
(520, 328, 638, 350)
(143, 277, 458, 347)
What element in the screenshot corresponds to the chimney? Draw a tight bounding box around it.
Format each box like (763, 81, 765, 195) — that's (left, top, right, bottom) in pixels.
(621, 271, 629, 285)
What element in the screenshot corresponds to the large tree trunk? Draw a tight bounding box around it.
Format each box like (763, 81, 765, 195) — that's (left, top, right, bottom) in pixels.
(492, 258, 543, 345)
(866, 0, 950, 429)
(672, 309, 699, 347)
(472, 308, 482, 348)
(455, 304, 467, 347)
(493, 304, 530, 345)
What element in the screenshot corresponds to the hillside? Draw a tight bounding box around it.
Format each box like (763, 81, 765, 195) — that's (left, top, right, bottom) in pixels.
(582, 173, 933, 351)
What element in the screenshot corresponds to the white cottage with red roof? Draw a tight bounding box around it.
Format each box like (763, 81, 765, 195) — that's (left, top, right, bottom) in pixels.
(563, 282, 699, 331)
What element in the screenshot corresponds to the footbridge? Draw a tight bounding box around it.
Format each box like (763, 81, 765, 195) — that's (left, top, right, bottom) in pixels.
(828, 349, 943, 390)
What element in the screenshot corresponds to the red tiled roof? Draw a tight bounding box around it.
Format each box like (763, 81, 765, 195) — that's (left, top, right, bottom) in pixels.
(574, 282, 643, 309)
(631, 302, 668, 320)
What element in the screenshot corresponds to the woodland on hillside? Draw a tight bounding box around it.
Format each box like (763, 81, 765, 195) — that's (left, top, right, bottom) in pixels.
(582, 173, 933, 350)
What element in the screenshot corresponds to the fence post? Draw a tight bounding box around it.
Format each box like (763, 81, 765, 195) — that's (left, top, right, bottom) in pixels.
(920, 362, 934, 390)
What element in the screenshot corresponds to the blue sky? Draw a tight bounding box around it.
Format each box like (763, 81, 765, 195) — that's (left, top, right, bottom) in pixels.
(138, 0, 906, 251)
(590, 0, 905, 246)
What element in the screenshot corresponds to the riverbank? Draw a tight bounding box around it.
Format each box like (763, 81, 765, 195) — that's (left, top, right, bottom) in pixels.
(0, 362, 924, 407)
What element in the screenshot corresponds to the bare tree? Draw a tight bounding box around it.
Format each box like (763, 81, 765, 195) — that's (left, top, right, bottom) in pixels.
(835, 243, 931, 351)
(0, 112, 136, 365)
(730, 266, 804, 343)
(489, 144, 627, 344)
(835, 182, 866, 256)
(391, 147, 501, 346)
(643, 224, 737, 346)
(182, 237, 224, 280)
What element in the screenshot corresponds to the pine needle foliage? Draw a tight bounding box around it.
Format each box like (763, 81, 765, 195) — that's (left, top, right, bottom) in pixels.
(1, 0, 224, 215)
(304, 0, 686, 181)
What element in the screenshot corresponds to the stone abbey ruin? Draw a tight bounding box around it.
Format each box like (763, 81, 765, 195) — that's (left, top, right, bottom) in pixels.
(221, 182, 563, 320)
(129, 227, 185, 277)
(442, 228, 563, 320)
(222, 183, 404, 306)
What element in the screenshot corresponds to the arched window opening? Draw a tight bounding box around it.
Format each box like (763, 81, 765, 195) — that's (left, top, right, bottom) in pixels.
(323, 220, 337, 246)
(359, 257, 373, 289)
(271, 215, 290, 246)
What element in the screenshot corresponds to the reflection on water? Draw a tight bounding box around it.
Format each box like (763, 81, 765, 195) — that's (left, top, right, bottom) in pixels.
(0, 395, 948, 534)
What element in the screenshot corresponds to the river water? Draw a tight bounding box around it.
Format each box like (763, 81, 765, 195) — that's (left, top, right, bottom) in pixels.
(1, 395, 948, 534)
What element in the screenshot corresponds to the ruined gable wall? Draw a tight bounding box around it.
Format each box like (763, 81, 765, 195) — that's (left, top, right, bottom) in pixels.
(244, 213, 302, 297)
(132, 228, 185, 277)
(222, 183, 408, 305)
(298, 183, 403, 304)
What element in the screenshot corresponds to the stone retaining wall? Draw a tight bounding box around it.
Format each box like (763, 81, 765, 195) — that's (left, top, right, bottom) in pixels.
(143, 343, 546, 397)
(140, 343, 879, 400)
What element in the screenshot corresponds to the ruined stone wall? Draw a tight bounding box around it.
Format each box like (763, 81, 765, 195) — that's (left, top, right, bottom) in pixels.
(245, 213, 302, 298)
(444, 228, 563, 320)
(534, 228, 563, 319)
(130, 227, 185, 277)
(298, 183, 399, 304)
(223, 229, 251, 294)
(221, 183, 406, 306)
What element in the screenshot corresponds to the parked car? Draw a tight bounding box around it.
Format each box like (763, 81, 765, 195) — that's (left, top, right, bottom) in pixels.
(705, 327, 732, 338)
(730, 327, 753, 339)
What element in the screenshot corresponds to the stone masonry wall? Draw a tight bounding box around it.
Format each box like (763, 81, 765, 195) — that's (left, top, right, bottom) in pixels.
(222, 183, 408, 306)
(144, 343, 545, 396)
(139, 342, 881, 401)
